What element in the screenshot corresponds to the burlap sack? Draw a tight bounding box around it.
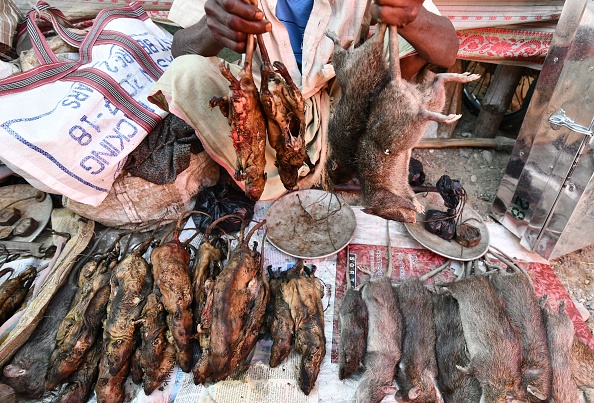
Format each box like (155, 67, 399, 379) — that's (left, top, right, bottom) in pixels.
(63, 151, 220, 229)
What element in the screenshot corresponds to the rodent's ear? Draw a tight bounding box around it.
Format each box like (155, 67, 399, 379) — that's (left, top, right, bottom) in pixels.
(526, 384, 546, 401)
(408, 386, 421, 400)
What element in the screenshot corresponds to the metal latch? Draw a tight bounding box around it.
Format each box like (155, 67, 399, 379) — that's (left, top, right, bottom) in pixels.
(549, 108, 594, 147)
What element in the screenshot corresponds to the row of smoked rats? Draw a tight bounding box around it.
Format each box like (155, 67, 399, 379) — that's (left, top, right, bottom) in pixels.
(1, 213, 326, 401)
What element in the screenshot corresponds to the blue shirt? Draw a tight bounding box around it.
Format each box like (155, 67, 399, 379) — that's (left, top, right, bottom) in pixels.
(275, 0, 314, 72)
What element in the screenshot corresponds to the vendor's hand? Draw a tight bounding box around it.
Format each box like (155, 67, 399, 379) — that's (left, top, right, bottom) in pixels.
(370, 0, 425, 28)
(204, 0, 271, 53)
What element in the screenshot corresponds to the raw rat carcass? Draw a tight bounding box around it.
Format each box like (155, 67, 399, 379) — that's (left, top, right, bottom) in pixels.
(395, 277, 442, 402)
(210, 28, 267, 201)
(337, 279, 368, 380)
(356, 276, 402, 403)
(571, 335, 594, 389)
(541, 298, 581, 403)
(358, 25, 479, 222)
(446, 275, 525, 402)
(353, 222, 403, 403)
(325, 24, 390, 185)
(432, 292, 481, 403)
(257, 34, 309, 190)
(193, 220, 269, 384)
(490, 272, 551, 401)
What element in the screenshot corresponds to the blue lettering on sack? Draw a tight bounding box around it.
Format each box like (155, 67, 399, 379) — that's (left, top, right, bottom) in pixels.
(96, 46, 139, 73)
(155, 37, 172, 52)
(157, 55, 174, 70)
(69, 125, 93, 146)
(61, 83, 94, 109)
(114, 47, 134, 66)
(137, 38, 159, 55)
(1, 104, 109, 193)
(104, 98, 120, 115)
(79, 118, 139, 175)
(80, 114, 101, 133)
(119, 73, 146, 97)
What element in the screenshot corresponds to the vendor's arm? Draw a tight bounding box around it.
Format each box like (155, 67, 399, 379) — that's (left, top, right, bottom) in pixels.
(371, 0, 459, 78)
(171, 0, 271, 58)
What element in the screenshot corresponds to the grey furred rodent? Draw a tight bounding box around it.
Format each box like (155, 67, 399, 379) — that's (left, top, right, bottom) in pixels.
(432, 291, 482, 403)
(446, 275, 525, 402)
(541, 298, 581, 403)
(337, 287, 368, 380)
(490, 272, 551, 402)
(571, 335, 594, 389)
(356, 276, 402, 403)
(358, 26, 479, 223)
(395, 277, 443, 402)
(325, 24, 390, 186)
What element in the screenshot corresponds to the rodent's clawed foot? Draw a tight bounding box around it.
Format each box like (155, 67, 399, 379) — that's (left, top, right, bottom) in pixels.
(443, 114, 462, 124)
(461, 72, 481, 82)
(413, 198, 425, 215)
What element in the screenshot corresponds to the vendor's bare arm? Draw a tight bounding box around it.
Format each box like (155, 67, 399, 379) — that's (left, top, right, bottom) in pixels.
(171, 0, 271, 57)
(371, 0, 459, 68)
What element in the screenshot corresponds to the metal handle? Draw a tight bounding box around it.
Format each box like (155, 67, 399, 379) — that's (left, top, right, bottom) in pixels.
(549, 108, 594, 137)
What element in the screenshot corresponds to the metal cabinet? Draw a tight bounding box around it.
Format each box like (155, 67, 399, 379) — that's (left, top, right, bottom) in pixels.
(491, 0, 594, 260)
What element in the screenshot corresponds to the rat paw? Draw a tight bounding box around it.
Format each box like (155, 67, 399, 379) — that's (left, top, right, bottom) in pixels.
(443, 114, 462, 124)
(460, 72, 481, 82)
(412, 198, 425, 214)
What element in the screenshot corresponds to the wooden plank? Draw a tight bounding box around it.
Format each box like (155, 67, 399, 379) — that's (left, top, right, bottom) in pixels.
(474, 64, 524, 138)
(416, 136, 516, 150)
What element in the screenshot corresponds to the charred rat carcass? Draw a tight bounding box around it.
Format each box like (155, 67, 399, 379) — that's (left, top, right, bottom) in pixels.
(0, 266, 36, 327)
(150, 217, 195, 373)
(210, 19, 267, 201)
(95, 239, 153, 403)
(267, 261, 326, 395)
(193, 220, 269, 384)
(257, 35, 310, 190)
(358, 25, 479, 222)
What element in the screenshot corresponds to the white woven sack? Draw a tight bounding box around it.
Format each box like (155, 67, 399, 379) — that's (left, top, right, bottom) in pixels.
(0, 1, 173, 206)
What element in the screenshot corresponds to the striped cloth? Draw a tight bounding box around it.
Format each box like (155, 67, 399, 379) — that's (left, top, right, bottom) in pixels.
(0, 0, 22, 47)
(433, 0, 565, 30)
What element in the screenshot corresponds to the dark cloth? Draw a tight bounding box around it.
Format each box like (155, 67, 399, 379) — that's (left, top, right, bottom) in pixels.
(124, 114, 203, 184)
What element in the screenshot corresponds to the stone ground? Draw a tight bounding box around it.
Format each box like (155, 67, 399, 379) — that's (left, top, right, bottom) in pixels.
(412, 104, 594, 337)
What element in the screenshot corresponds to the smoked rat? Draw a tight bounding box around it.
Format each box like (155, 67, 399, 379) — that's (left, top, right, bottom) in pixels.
(395, 277, 442, 402)
(325, 24, 390, 185)
(431, 291, 482, 403)
(490, 272, 551, 401)
(355, 222, 402, 403)
(2, 267, 79, 398)
(358, 26, 479, 223)
(446, 275, 525, 402)
(541, 298, 581, 403)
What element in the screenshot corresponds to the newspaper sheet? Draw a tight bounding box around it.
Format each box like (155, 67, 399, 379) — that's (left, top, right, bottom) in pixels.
(124, 201, 592, 403)
(9, 200, 588, 403)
